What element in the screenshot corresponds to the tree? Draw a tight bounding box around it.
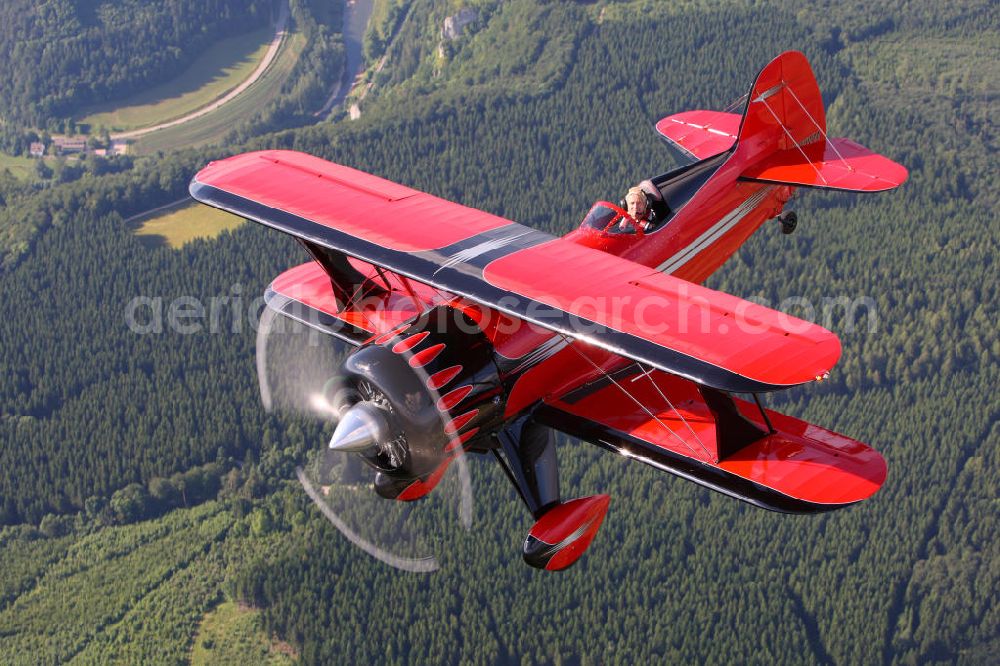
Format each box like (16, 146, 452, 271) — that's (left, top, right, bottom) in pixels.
(109, 484, 150, 524)
(34, 158, 52, 180)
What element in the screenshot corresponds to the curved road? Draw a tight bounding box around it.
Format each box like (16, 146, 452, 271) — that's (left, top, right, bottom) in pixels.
(111, 1, 289, 141)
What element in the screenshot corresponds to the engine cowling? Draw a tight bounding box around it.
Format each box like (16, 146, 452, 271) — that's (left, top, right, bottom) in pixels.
(335, 305, 504, 498)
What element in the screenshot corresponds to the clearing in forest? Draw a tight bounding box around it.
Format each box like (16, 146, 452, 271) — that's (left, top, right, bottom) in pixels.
(0, 151, 38, 180)
(190, 601, 296, 665)
(133, 201, 245, 249)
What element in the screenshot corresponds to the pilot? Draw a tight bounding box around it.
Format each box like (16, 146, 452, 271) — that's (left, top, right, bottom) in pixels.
(619, 186, 655, 233)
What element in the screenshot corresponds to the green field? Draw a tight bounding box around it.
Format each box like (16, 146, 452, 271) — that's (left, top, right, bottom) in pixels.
(79, 26, 274, 133)
(190, 601, 296, 665)
(0, 502, 295, 664)
(133, 201, 246, 248)
(0, 152, 38, 180)
(133, 31, 307, 155)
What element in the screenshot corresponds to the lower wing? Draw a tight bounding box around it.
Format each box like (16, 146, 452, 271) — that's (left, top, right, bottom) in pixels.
(535, 365, 886, 512)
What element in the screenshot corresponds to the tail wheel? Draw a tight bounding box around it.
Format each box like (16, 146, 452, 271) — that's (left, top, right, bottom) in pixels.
(780, 210, 798, 235)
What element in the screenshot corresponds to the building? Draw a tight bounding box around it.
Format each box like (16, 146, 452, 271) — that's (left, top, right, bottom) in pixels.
(53, 137, 87, 154)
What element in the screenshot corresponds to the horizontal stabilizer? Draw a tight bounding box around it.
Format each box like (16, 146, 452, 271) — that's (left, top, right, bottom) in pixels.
(740, 137, 908, 192)
(654, 110, 740, 160)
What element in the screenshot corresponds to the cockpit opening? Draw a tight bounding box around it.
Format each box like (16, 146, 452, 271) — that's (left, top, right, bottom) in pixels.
(580, 202, 645, 235)
(578, 151, 731, 238)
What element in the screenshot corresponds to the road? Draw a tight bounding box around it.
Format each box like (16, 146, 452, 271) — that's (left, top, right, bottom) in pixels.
(122, 198, 189, 225)
(315, 0, 375, 117)
(111, 1, 290, 141)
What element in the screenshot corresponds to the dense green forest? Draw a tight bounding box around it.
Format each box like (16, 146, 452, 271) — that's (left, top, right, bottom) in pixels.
(0, 0, 274, 132)
(0, 0, 996, 663)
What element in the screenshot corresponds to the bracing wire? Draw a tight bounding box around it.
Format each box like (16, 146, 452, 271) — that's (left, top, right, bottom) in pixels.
(341, 274, 384, 335)
(635, 363, 715, 462)
(723, 92, 749, 114)
(784, 85, 852, 168)
(560, 336, 713, 463)
(757, 94, 829, 185)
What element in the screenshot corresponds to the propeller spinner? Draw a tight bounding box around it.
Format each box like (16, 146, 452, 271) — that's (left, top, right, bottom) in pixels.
(327, 402, 392, 453)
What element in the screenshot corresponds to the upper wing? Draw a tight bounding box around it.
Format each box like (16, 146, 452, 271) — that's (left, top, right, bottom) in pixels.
(189, 150, 514, 252)
(654, 111, 740, 160)
(191, 150, 839, 393)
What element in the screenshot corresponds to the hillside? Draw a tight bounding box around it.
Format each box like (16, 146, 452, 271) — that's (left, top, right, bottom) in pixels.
(0, 0, 996, 663)
(0, 0, 345, 270)
(0, 0, 274, 131)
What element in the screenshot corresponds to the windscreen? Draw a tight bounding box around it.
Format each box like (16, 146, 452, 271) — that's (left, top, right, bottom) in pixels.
(580, 202, 624, 232)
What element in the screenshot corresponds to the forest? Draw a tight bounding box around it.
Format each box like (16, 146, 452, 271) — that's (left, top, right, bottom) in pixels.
(0, 0, 346, 161)
(0, 0, 345, 268)
(0, 0, 996, 663)
(0, 0, 275, 131)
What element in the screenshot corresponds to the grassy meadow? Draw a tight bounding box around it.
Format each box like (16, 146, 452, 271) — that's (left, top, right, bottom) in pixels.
(0, 152, 38, 181)
(133, 201, 246, 249)
(79, 27, 274, 133)
(133, 32, 307, 155)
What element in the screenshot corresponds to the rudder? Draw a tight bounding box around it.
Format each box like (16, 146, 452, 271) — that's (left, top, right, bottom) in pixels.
(735, 51, 826, 160)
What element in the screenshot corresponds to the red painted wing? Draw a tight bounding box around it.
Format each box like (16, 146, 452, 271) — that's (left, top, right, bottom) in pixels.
(482, 238, 841, 389)
(191, 150, 511, 252)
(192, 150, 840, 392)
(537, 369, 886, 511)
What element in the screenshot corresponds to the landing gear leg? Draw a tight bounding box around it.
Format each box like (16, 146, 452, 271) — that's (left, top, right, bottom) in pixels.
(779, 210, 798, 235)
(494, 419, 610, 571)
(494, 418, 560, 518)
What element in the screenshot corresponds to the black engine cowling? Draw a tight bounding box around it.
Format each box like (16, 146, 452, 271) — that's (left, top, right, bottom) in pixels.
(338, 306, 504, 496)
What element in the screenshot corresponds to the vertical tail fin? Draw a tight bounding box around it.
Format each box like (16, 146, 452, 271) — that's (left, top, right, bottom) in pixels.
(653, 51, 824, 162)
(735, 51, 826, 156)
(735, 51, 908, 192)
(655, 51, 907, 191)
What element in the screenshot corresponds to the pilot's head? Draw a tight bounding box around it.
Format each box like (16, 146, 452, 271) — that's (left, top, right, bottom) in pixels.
(625, 187, 649, 221)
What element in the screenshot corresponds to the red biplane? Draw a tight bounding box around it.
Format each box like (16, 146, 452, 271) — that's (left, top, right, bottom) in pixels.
(191, 51, 906, 570)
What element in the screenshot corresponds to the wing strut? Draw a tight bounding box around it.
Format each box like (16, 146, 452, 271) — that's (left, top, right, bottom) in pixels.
(699, 387, 768, 460)
(396, 274, 427, 314)
(751, 393, 776, 434)
(340, 268, 385, 336)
